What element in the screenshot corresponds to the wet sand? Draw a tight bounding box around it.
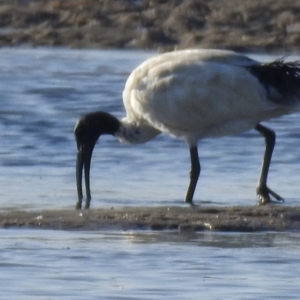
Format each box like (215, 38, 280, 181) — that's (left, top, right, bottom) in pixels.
(1, 205, 300, 232)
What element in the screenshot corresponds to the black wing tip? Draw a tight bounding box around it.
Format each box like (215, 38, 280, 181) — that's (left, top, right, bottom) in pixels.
(265, 57, 300, 69)
(246, 57, 300, 105)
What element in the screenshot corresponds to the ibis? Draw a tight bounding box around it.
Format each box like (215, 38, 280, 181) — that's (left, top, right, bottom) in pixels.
(74, 49, 300, 209)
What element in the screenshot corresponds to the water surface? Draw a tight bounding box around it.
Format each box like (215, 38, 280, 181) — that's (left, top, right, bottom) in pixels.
(0, 49, 300, 299)
(1, 229, 300, 300)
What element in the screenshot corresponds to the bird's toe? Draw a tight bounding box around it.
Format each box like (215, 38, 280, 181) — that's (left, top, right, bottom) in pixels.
(256, 193, 271, 205)
(185, 198, 198, 207)
(256, 185, 284, 205)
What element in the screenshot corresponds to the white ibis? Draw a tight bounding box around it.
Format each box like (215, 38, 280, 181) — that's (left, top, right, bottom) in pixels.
(74, 49, 300, 209)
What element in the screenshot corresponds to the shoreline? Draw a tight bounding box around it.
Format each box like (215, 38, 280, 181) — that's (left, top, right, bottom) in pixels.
(1, 205, 300, 232)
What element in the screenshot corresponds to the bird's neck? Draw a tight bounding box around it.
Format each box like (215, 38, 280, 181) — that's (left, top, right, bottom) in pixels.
(115, 120, 160, 144)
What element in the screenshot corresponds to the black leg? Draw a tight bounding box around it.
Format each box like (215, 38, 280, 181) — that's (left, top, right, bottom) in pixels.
(185, 146, 200, 205)
(84, 155, 92, 209)
(255, 123, 284, 205)
(75, 150, 83, 210)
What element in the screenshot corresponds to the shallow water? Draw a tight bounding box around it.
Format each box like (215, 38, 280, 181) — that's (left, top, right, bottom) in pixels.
(0, 48, 299, 211)
(0, 48, 300, 299)
(1, 229, 300, 300)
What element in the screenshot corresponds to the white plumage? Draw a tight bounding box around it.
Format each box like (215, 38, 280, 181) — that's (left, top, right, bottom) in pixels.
(74, 49, 300, 209)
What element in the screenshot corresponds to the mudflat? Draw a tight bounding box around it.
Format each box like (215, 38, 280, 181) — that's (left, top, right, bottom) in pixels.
(1, 205, 300, 232)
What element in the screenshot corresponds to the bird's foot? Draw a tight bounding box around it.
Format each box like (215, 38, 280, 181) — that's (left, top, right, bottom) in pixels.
(76, 201, 90, 209)
(256, 184, 284, 205)
(185, 199, 198, 207)
(75, 201, 82, 210)
(84, 201, 90, 210)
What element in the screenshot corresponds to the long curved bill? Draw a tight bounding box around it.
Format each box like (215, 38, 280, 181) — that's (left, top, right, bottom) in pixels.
(76, 144, 94, 209)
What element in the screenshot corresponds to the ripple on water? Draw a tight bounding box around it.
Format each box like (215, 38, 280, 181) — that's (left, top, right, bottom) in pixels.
(0, 230, 299, 299)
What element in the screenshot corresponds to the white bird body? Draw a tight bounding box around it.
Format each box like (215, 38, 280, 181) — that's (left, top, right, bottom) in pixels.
(120, 49, 294, 146)
(75, 49, 300, 209)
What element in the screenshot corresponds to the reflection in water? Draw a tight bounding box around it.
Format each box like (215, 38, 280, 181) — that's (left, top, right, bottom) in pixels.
(121, 230, 300, 249)
(0, 229, 300, 299)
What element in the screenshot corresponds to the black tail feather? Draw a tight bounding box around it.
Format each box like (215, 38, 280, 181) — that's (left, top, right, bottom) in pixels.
(246, 59, 300, 106)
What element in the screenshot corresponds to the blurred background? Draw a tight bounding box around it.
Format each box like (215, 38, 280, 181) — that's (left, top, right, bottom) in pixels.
(1, 0, 300, 53)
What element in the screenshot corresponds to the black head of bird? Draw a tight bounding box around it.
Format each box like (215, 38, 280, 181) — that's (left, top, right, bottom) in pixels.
(75, 111, 120, 209)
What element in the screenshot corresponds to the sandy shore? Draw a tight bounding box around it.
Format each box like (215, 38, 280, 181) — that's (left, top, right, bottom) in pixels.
(1, 205, 300, 232)
(0, 0, 300, 53)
